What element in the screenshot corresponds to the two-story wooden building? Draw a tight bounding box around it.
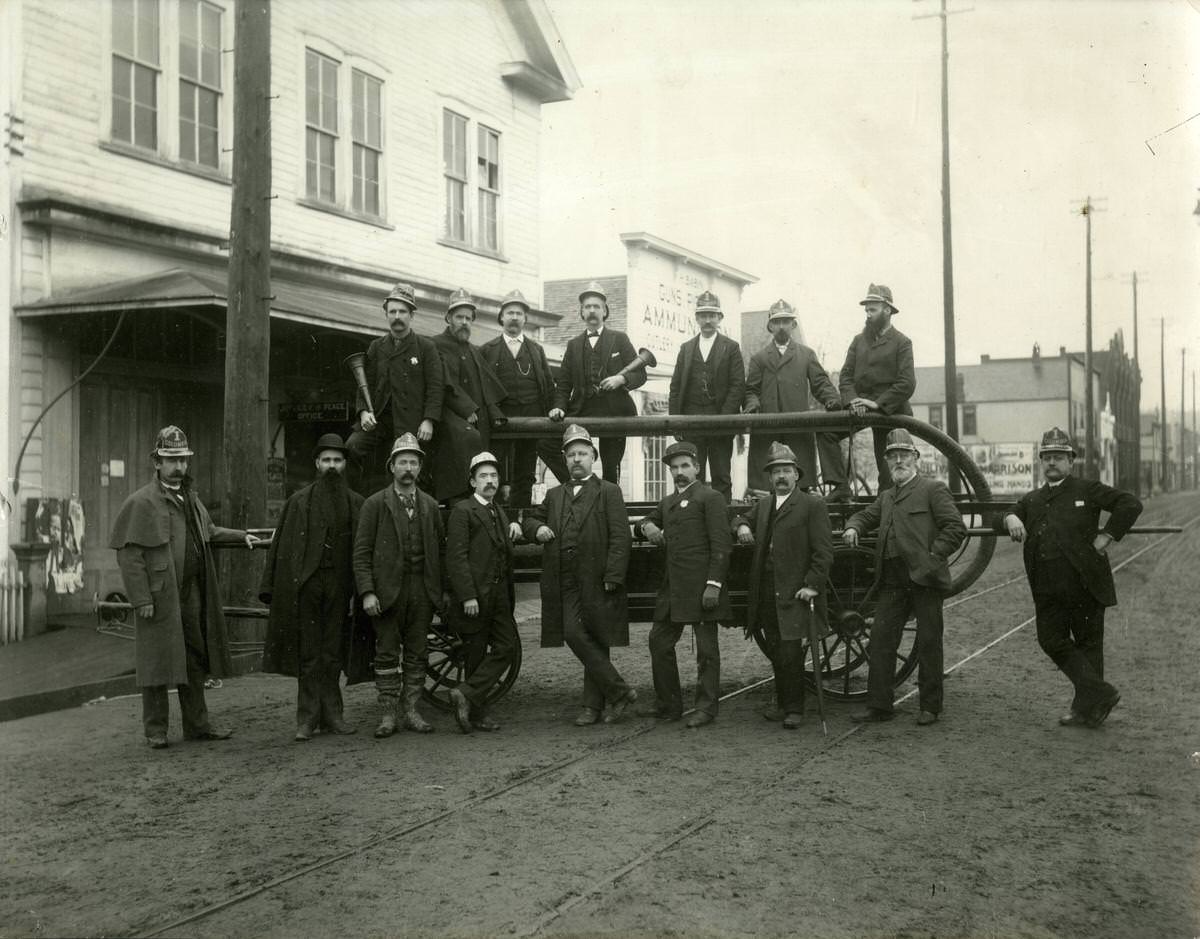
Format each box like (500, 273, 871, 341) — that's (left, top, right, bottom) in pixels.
(1, 0, 578, 622)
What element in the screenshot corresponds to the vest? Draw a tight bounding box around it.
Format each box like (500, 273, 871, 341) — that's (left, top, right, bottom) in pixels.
(494, 340, 541, 407)
(683, 350, 719, 411)
(398, 496, 426, 573)
(585, 339, 604, 398)
(559, 483, 590, 553)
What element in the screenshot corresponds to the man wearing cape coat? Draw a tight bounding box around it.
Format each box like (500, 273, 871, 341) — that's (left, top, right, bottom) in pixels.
(109, 425, 253, 747)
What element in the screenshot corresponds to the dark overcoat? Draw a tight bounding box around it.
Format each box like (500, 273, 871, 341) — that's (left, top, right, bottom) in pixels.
(1004, 474, 1142, 606)
(355, 330, 445, 433)
(836, 326, 916, 415)
(257, 482, 373, 683)
(480, 334, 556, 413)
(522, 477, 631, 648)
(668, 332, 745, 416)
(734, 489, 834, 641)
(845, 475, 967, 592)
(352, 485, 446, 613)
(109, 481, 242, 686)
(745, 339, 842, 486)
(639, 482, 732, 623)
(553, 328, 645, 417)
(445, 497, 515, 634)
(430, 329, 508, 499)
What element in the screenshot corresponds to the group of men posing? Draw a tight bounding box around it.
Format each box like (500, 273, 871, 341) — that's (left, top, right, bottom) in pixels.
(108, 278, 1143, 748)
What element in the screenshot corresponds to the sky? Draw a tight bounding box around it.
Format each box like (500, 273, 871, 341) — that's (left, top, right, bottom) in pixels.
(539, 0, 1200, 418)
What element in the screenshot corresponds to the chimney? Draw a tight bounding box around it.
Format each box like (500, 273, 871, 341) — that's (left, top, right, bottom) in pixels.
(980, 354, 990, 363)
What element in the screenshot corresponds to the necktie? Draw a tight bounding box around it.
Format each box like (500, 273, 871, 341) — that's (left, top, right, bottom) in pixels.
(400, 494, 414, 518)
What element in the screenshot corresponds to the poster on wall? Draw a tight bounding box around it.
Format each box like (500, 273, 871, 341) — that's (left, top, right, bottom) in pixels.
(27, 497, 86, 595)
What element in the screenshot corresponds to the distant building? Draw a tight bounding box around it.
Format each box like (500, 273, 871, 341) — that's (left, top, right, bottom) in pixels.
(544, 232, 757, 501)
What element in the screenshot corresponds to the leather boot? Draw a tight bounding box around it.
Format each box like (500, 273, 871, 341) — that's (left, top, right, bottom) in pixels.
(401, 679, 434, 734)
(320, 678, 357, 735)
(374, 668, 402, 738)
(296, 675, 320, 741)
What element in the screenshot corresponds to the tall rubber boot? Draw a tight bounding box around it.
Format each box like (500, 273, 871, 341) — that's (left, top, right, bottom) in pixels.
(374, 668, 402, 738)
(401, 677, 433, 733)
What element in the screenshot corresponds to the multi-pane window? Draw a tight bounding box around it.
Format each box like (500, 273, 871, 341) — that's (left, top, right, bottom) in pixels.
(643, 436, 669, 502)
(443, 110, 468, 242)
(351, 70, 383, 216)
(112, 0, 160, 150)
(962, 404, 978, 436)
(477, 125, 500, 251)
(305, 49, 339, 203)
(178, 0, 222, 167)
(928, 404, 943, 431)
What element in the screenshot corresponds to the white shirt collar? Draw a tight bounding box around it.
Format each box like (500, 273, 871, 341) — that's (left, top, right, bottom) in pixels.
(570, 474, 594, 488)
(587, 326, 605, 339)
(504, 333, 524, 345)
(698, 333, 717, 357)
(675, 480, 698, 496)
(774, 490, 792, 510)
(473, 493, 493, 506)
(1047, 478, 1064, 488)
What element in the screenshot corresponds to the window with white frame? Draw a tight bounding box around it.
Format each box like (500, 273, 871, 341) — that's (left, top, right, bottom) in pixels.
(643, 435, 669, 502)
(112, 0, 161, 150)
(351, 69, 383, 216)
(178, 0, 222, 168)
(305, 49, 339, 204)
(442, 109, 502, 251)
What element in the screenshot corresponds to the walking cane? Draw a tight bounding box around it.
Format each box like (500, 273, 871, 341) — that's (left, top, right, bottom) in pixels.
(807, 596, 828, 737)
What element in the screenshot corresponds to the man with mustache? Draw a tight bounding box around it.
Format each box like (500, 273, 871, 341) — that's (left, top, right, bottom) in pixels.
(445, 452, 524, 733)
(480, 289, 568, 508)
(549, 282, 645, 484)
(523, 425, 636, 726)
(636, 441, 732, 728)
(353, 434, 445, 738)
(667, 290, 745, 501)
(733, 442, 834, 730)
(430, 288, 508, 504)
(346, 282, 445, 490)
(744, 299, 845, 496)
(259, 434, 367, 741)
(843, 429, 966, 725)
(1000, 427, 1142, 728)
(109, 426, 260, 748)
(827, 284, 916, 496)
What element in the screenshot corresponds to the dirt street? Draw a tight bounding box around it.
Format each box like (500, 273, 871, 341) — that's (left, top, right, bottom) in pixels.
(1, 493, 1197, 939)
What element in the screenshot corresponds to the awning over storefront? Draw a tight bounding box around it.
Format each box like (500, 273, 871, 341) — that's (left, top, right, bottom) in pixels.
(15, 268, 380, 335)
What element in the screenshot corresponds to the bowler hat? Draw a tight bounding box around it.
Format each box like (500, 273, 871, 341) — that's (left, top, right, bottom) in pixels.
(312, 433, 349, 460)
(859, 283, 899, 314)
(469, 451, 500, 476)
(386, 433, 424, 470)
(883, 429, 920, 454)
(497, 289, 531, 325)
(446, 287, 477, 317)
(153, 425, 194, 458)
(695, 291, 722, 315)
(382, 282, 417, 312)
(561, 423, 597, 454)
(1038, 427, 1076, 457)
(662, 440, 699, 465)
(761, 441, 802, 476)
(766, 299, 796, 327)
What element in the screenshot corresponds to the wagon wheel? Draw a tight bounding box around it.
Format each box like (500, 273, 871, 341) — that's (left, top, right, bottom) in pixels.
(748, 544, 918, 701)
(422, 616, 523, 712)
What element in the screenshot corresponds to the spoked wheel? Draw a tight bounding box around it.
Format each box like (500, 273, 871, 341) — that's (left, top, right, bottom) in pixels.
(422, 617, 523, 712)
(748, 544, 919, 701)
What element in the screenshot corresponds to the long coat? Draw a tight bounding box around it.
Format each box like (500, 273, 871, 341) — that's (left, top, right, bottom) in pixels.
(355, 330, 445, 432)
(553, 327, 645, 417)
(258, 482, 373, 683)
(744, 339, 842, 487)
(734, 488, 834, 641)
(845, 475, 967, 592)
(668, 332, 745, 416)
(430, 329, 508, 499)
(836, 326, 916, 415)
(639, 482, 732, 623)
(522, 477, 632, 648)
(109, 480, 243, 686)
(1005, 474, 1142, 607)
(352, 485, 446, 613)
(445, 497, 515, 634)
(480, 333, 556, 413)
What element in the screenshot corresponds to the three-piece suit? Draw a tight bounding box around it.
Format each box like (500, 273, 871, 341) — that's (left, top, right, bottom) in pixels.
(668, 333, 745, 500)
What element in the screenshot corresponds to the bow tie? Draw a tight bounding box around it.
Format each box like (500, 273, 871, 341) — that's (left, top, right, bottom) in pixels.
(588, 332, 600, 338)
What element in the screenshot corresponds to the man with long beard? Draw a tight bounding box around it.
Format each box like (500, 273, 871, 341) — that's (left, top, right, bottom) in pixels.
(109, 426, 260, 748)
(430, 288, 508, 504)
(843, 430, 966, 726)
(260, 434, 367, 741)
(353, 434, 445, 738)
(828, 284, 916, 496)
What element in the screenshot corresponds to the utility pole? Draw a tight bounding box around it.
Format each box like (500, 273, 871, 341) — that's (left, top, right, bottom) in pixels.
(1080, 197, 1096, 478)
(1124, 271, 1142, 495)
(1192, 369, 1197, 489)
(1159, 319, 1168, 491)
(223, 0, 271, 600)
(1182, 348, 1187, 490)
